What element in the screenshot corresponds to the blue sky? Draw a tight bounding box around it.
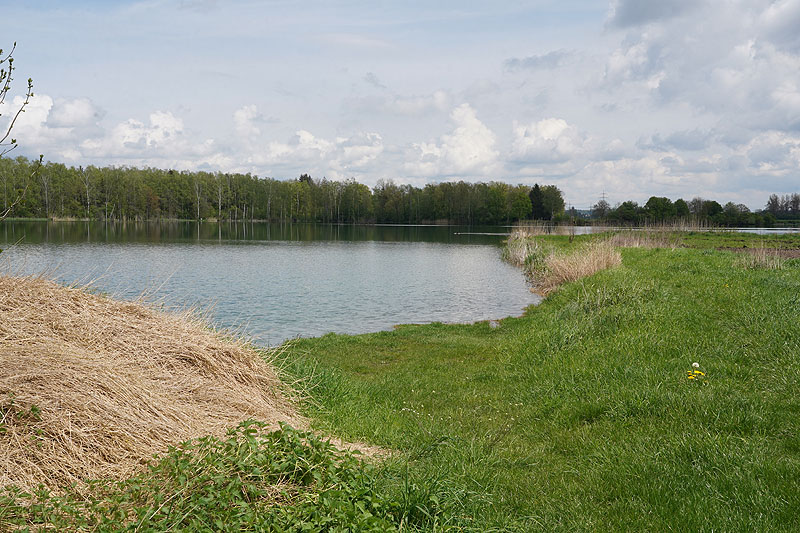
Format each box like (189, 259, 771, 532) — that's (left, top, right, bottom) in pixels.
(3, 0, 800, 209)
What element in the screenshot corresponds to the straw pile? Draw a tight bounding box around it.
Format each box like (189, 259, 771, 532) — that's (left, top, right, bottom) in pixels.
(0, 274, 303, 493)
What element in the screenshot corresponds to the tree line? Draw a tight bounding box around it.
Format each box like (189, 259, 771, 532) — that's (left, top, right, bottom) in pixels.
(0, 157, 538, 224)
(590, 194, 799, 227)
(1, 156, 797, 226)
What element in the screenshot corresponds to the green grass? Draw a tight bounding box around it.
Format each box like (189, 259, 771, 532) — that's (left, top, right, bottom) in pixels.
(1, 422, 457, 531)
(679, 230, 800, 249)
(277, 238, 800, 531)
(5, 232, 799, 530)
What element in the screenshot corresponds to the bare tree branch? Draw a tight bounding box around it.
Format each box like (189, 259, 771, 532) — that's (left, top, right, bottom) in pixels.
(0, 42, 39, 221)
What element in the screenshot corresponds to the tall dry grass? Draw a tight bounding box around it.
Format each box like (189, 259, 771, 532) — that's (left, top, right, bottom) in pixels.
(533, 240, 622, 295)
(512, 221, 578, 237)
(0, 274, 302, 493)
(734, 247, 786, 270)
(502, 231, 544, 267)
(606, 230, 680, 249)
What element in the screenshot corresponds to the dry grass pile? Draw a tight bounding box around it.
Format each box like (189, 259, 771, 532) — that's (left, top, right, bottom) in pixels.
(534, 241, 622, 296)
(0, 274, 302, 493)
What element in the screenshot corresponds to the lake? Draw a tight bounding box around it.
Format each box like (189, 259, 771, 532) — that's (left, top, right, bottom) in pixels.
(0, 221, 539, 345)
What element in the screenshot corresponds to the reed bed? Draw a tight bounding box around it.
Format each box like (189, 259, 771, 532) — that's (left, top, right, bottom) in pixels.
(606, 229, 680, 249)
(734, 247, 786, 270)
(0, 274, 302, 493)
(533, 240, 622, 295)
(501, 231, 544, 267)
(512, 220, 574, 236)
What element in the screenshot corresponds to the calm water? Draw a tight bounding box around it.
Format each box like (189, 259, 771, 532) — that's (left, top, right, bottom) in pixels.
(0, 221, 538, 345)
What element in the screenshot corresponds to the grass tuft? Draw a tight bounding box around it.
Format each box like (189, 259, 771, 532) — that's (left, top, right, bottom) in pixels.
(734, 247, 786, 270)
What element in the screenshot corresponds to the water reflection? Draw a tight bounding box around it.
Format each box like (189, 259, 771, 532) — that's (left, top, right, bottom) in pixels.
(0, 220, 519, 246)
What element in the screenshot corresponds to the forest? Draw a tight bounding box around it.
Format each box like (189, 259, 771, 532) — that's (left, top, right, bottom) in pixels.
(0, 156, 535, 224)
(1, 156, 798, 226)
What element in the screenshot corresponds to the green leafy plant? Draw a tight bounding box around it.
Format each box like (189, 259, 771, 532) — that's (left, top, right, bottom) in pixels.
(0, 421, 458, 531)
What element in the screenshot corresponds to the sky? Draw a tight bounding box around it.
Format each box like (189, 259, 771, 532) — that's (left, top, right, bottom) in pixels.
(2, 0, 800, 210)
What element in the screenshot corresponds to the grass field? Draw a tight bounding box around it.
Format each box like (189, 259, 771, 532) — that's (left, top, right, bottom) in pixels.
(277, 232, 800, 530)
(3, 231, 799, 530)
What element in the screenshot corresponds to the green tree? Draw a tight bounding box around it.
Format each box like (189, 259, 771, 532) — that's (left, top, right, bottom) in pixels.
(766, 194, 780, 215)
(591, 199, 611, 219)
(701, 200, 723, 218)
(613, 201, 641, 223)
(644, 196, 676, 221)
(674, 198, 690, 218)
(529, 184, 545, 219)
(507, 186, 532, 221)
(540, 185, 565, 220)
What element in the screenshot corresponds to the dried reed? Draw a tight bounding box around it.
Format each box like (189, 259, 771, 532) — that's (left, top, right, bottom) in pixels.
(606, 230, 680, 249)
(502, 231, 543, 267)
(734, 247, 786, 270)
(534, 240, 622, 295)
(512, 221, 574, 236)
(0, 274, 303, 493)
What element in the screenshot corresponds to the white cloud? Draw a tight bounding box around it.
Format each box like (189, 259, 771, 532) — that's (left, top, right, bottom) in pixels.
(405, 104, 499, 178)
(47, 98, 104, 128)
(744, 131, 800, 175)
(383, 90, 450, 116)
(603, 32, 665, 89)
(81, 111, 185, 155)
(3, 94, 106, 161)
(239, 129, 384, 180)
(334, 132, 384, 170)
(759, 0, 800, 52)
(505, 49, 574, 71)
(510, 118, 586, 164)
(233, 104, 262, 139)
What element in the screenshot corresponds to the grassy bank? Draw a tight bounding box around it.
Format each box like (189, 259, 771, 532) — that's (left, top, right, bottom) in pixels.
(278, 232, 800, 531)
(3, 233, 799, 530)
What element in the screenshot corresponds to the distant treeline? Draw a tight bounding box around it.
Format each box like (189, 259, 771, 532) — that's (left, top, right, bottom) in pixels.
(1, 156, 797, 226)
(591, 193, 800, 227)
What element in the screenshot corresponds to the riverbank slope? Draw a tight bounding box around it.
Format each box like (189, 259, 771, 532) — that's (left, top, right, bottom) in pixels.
(280, 233, 800, 531)
(0, 277, 419, 531)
